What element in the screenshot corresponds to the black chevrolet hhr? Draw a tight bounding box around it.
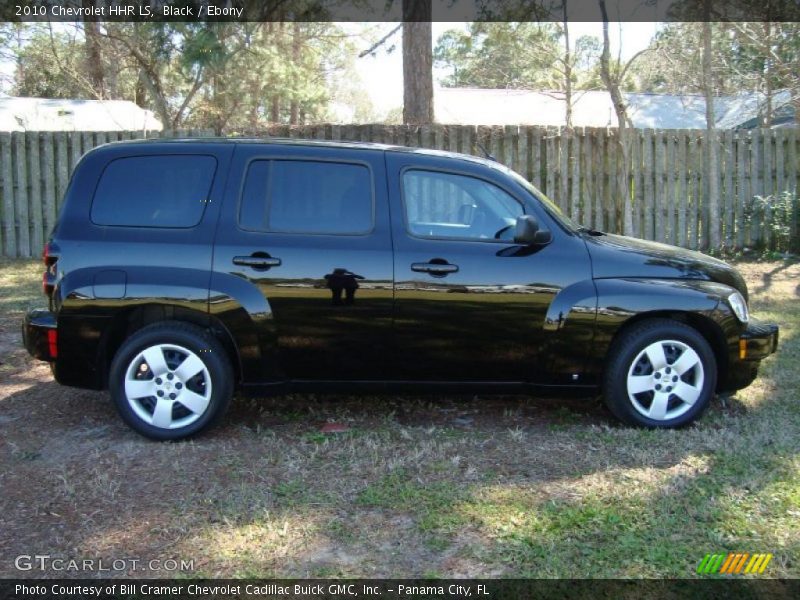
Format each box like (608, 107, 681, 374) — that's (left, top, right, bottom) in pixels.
(23, 139, 779, 439)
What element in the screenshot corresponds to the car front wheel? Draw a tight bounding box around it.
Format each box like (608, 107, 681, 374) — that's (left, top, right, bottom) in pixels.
(603, 319, 717, 428)
(109, 321, 233, 440)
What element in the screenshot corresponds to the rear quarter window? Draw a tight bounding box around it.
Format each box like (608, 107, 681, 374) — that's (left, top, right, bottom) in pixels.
(90, 154, 217, 228)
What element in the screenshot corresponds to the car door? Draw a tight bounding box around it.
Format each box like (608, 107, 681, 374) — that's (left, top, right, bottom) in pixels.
(212, 144, 394, 381)
(386, 151, 592, 384)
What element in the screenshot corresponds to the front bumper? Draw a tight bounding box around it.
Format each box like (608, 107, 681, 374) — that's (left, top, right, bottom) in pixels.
(719, 319, 779, 393)
(739, 319, 779, 361)
(22, 308, 57, 361)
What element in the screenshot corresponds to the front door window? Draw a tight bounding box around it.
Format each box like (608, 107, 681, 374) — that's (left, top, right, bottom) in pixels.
(402, 170, 524, 242)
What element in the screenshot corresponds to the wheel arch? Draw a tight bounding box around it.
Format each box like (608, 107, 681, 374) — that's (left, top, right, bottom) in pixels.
(603, 310, 729, 390)
(591, 278, 743, 390)
(96, 304, 241, 389)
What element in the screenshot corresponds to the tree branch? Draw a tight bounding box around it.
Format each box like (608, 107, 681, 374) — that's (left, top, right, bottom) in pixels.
(172, 66, 204, 128)
(358, 24, 402, 58)
(619, 46, 655, 82)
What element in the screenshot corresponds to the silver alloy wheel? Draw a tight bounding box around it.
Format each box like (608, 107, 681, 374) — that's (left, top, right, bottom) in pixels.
(123, 343, 212, 430)
(625, 339, 704, 421)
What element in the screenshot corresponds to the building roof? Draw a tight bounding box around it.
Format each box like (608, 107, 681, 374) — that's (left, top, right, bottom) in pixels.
(434, 87, 795, 129)
(0, 97, 162, 132)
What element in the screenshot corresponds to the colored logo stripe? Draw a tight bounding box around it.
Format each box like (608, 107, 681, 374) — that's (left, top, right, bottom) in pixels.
(698, 553, 773, 574)
(697, 554, 725, 574)
(746, 553, 773, 574)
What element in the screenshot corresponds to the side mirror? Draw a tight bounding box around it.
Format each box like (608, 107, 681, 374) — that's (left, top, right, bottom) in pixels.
(514, 215, 552, 245)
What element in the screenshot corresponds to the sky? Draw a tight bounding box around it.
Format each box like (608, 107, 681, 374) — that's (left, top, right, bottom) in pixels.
(354, 22, 661, 117)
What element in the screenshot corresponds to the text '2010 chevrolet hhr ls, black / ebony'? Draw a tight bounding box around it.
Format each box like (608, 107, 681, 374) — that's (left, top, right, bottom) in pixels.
(23, 139, 779, 439)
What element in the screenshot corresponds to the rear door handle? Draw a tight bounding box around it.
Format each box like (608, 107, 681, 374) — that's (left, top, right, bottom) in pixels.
(233, 255, 282, 269)
(411, 262, 459, 276)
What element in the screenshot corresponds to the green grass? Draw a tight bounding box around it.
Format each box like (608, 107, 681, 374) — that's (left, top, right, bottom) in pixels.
(357, 470, 458, 511)
(0, 258, 42, 314)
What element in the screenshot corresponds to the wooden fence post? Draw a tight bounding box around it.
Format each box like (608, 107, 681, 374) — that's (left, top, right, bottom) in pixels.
(788, 129, 798, 251)
(42, 134, 56, 242)
(14, 133, 30, 256)
(27, 132, 43, 254)
(0, 133, 13, 257)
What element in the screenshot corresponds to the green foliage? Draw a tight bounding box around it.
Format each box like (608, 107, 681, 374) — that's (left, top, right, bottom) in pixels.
(744, 191, 798, 253)
(12, 25, 139, 99)
(630, 22, 800, 105)
(0, 23, 15, 64)
(137, 21, 357, 131)
(433, 23, 605, 93)
(434, 23, 562, 89)
(2, 22, 364, 132)
(14, 29, 82, 98)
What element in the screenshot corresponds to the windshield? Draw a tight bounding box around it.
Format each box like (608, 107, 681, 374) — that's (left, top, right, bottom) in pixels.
(502, 166, 581, 233)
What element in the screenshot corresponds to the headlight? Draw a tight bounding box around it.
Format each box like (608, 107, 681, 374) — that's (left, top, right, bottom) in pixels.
(727, 291, 749, 323)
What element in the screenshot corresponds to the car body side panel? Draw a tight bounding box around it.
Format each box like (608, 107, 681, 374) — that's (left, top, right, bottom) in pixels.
(540, 279, 599, 384)
(210, 144, 395, 383)
(207, 268, 281, 383)
(384, 150, 596, 384)
(584, 232, 749, 300)
(47, 142, 234, 388)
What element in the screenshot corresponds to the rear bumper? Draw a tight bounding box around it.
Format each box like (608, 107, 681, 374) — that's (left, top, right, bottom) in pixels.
(739, 320, 779, 361)
(22, 309, 57, 362)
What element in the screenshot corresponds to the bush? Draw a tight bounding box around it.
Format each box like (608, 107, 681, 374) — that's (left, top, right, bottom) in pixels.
(744, 191, 797, 253)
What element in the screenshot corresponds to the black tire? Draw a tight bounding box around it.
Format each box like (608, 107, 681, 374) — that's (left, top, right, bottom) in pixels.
(603, 318, 717, 428)
(109, 321, 233, 440)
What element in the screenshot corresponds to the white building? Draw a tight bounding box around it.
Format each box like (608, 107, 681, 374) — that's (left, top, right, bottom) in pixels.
(0, 96, 162, 132)
(434, 87, 795, 129)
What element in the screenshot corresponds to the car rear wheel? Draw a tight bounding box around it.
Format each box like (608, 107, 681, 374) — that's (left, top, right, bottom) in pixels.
(603, 319, 717, 428)
(109, 321, 233, 440)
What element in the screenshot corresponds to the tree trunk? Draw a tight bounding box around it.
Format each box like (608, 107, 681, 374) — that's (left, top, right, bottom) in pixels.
(114, 24, 171, 127)
(562, 4, 572, 129)
(134, 70, 147, 108)
(250, 81, 260, 130)
(83, 3, 105, 99)
(138, 63, 171, 128)
(270, 21, 283, 124)
(599, 0, 633, 236)
(290, 22, 301, 125)
(703, 18, 721, 250)
(14, 25, 24, 91)
(763, 21, 773, 127)
(402, 0, 433, 125)
(271, 96, 280, 123)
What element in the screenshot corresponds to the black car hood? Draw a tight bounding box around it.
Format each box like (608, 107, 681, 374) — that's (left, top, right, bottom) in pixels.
(583, 232, 749, 300)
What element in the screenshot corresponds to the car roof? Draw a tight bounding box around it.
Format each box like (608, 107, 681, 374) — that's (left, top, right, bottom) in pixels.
(93, 136, 503, 170)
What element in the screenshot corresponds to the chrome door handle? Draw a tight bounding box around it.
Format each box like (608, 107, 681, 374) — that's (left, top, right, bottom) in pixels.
(411, 262, 459, 275)
(232, 255, 282, 269)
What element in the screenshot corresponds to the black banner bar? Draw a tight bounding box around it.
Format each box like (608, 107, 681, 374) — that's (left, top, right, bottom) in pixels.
(2, 0, 800, 23)
(3, 579, 800, 600)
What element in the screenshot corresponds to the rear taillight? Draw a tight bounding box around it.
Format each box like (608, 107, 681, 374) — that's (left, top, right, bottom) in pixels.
(47, 329, 58, 358)
(42, 242, 57, 295)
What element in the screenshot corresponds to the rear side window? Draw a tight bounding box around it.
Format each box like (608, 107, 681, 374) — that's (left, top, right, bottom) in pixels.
(239, 159, 373, 235)
(91, 155, 217, 227)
